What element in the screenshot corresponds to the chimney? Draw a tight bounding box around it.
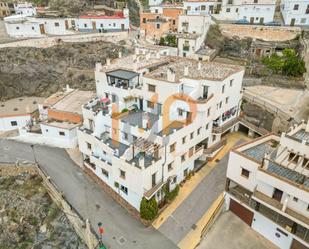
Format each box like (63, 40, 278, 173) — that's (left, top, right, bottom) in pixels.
(184, 66, 189, 76)
(139, 155, 145, 168)
(106, 58, 111, 66)
(118, 51, 122, 58)
(198, 62, 202, 70)
(167, 68, 176, 82)
(263, 152, 271, 169)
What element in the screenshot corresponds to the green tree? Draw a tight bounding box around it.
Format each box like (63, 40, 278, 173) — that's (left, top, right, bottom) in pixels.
(261, 53, 284, 74)
(165, 34, 177, 47)
(159, 37, 165, 46)
(140, 197, 158, 220)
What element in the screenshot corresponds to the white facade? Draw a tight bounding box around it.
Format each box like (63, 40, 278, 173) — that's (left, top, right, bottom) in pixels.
(183, 0, 276, 24)
(15, 2, 36, 17)
(4, 15, 76, 38)
(77, 9, 129, 32)
(0, 115, 32, 132)
(281, 0, 309, 26)
(177, 14, 211, 57)
(77, 48, 244, 211)
(149, 0, 164, 6)
(225, 121, 309, 249)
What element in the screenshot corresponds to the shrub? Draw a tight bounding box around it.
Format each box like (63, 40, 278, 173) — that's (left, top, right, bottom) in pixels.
(140, 197, 158, 220)
(121, 108, 129, 113)
(164, 185, 179, 202)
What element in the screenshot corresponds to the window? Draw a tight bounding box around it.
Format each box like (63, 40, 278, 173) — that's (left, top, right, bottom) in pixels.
(54, 22, 59, 27)
(172, 20, 176, 25)
(222, 84, 225, 93)
(184, 168, 188, 176)
(289, 152, 299, 163)
(59, 131, 65, 136)
(87, 142, 92, 150)
(147, 101, 154, 108)
(219, 101, 222, 109)
(148, 84, 156, 92)
(178, 108, 183, 116)
(254, 0, 258, 3)
(123, 132, 128, 140)
(189, 147, 194, 157)
(170, 143, 176, 152)
(143, 18, 146, 23)
(32, 26, 34, 30)
(114, 181, 119, 188)
(156, 23, 160, 29)
(113, 23, 116, 27)
(16, 26, 19, 30)
(225, 97, 229, 104)
(120, 185, 128, 195)
(84, 23, 87, 28)
(120, 170, 126, 179)
(230, 79, 233, 87)
(241, 168, 250, 178)
(182, 136, 186, 144)
(155, 9, 158, 13)
(101, 169, 109, 178)
(190, 132, 194, 139)
(10, 121, 17, 126)
(181, 153, 186, 163)
(206, 123, 209, 130)
(235, 8, 238, 13)
(293, 4, 299, 10)
(207, 107, 211, 117)
(197, 127, 201, 135)
(100, 23, 103, 28)
(293, 197, 298, 202)
(201, 5, 206, 10)
(226, 8, 230, 12)
(168, 162, 173, 171)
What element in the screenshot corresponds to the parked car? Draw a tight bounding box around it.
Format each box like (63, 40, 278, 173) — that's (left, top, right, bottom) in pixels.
(233, 19, 249, 25)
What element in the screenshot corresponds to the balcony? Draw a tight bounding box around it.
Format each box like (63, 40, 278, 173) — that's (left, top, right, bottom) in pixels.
(212, 116, 239, 134)
(106, 69, 140, 90)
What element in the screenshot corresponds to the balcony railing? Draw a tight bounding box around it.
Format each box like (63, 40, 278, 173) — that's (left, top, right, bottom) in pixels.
(204, 138, 227, 155)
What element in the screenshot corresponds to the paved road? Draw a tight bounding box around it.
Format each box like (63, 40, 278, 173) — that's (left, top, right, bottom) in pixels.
(0, 139, 177, 249)
(158, 151, 230, 245)
(197, 212, 278, 249)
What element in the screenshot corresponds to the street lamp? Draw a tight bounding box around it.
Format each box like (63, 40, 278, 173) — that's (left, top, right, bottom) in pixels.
(30, 144, 37, 165)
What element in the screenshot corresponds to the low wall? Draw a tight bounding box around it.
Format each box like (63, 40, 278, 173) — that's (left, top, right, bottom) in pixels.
(0, 162, 100, 249)
(0, 31, 128, 48)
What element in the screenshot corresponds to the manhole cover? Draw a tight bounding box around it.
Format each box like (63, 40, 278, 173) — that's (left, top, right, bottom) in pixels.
(191, 224, 197, 230)
(118, 236, 126, 245)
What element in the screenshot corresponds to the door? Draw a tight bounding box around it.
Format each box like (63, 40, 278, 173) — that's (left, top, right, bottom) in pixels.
(152, 173, 156, 187)
(71, 20, 75, 26)
(92, 21, 96, 31)
(290, 18, 295, 26)
(203, 85, 208, 99)
(250, 17, 254, 24)
(229, 199, 254, 226)
(272, 188, 283, 202)
(65, 20, 69, 29)
(259, 17, 264, 24)
(121, 24, 125, 31)
(139, 98, 143, 110)
(256, 48, 262, 57)
(39, 24, 45, 34)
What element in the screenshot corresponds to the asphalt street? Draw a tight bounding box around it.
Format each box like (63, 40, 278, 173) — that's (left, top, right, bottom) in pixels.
(0, 139, 177, 249)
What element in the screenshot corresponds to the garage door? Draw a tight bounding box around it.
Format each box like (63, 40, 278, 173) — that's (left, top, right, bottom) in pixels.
(229, 199, 253, 226)
(290, 239, 308, 249)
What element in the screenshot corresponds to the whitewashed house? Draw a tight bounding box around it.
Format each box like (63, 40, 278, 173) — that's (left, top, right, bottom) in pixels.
(77, 48, 245, 211)
(225, 121, 309, 249)
(0, 97, 44, 132)
(177, 14, 211, 57)
(183, 0, 276, 24)
(77, 8, 129, 32)
(281, 0, 309, 26)
(14, 2, 36, 17)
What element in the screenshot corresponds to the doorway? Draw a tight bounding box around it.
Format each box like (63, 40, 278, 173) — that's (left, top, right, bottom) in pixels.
(272, 188, 283, 202)
(39, 24, 45, 34)
(290, 18, 295, 26)
(121, 24, 125, 31)
(92, 21, 96, 31)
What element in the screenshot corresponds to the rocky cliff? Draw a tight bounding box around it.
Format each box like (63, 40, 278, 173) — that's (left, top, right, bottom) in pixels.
(0, 41, 131, 100)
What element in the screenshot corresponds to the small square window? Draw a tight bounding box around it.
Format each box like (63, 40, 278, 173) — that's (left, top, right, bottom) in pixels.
(54, 22, 59, 27)
(294, 4, 299, 10)
(226, 8, 230, 12)
(181, 153, 186, 163)
(102, 169, 109, 178)
(293, 197, 298, 202)
(197, 127, 201, 135)
(170, 143, 176, 152)
(87, 142, 92, 150)
(168, 162, 173, 171)
(148, 84, 156, 92)
(225, 97, 229, 104)
(120, 185, 128, 195)
(178, 108, 183, 116)
(147, 101, 154, 108)
(241, 168, 250, 178)
(120, 170, 126, 179)
(190, 132, 194, 139)
(11, 121, 17, 126)
(59, 131, 65, 136)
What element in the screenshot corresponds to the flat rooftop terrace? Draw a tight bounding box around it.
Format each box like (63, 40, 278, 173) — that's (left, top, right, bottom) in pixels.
(51, 90, 96, 115)
(292, 129, 309, 143)
(242, 140, 278, 163)
(120, 111, 160, 130)
(0, 97, 44, 117)
(145, 57, 243, 82)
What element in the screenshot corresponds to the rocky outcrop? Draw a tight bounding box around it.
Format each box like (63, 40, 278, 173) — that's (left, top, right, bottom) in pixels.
(0, 41, 131, 100)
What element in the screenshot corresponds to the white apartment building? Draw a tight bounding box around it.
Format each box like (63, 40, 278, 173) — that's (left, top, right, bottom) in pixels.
(77, 49, 244, 211)
(281, 0, 309, 26)
(177, 14, 211, 57)
(225, 121, 309, 249)
(183, 0, 276, 24)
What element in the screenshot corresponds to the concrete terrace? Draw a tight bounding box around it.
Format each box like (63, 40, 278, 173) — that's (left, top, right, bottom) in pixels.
(146, 57, 244, 82)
